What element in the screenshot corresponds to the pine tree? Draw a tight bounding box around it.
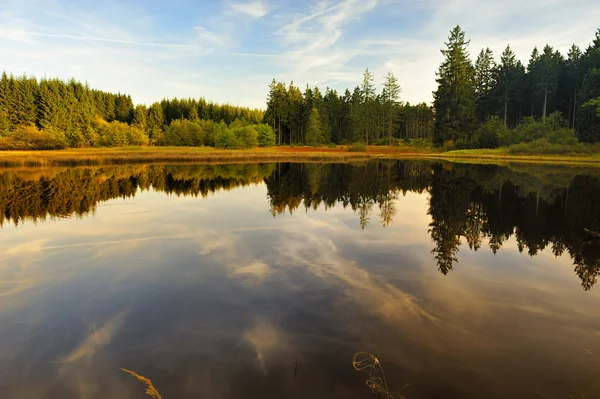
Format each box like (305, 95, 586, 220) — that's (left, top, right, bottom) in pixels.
(493, 45, 525, 127)
(287, 82, 303, 144)
(360, 68, 376, 144)
(534, 45, 562, 123)
(474, 48, 496, 122)
(305, 107, 326, 146)
(147, 102, 164, 141)
(565, 44, 584, 128)
(132, 104, 148, 132)
(433, 25, 477, 147)
(0, 72, 8, 135)
(382, 71, 401, 145)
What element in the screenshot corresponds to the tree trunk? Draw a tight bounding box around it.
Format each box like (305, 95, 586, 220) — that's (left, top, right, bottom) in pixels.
(572, 88, 577, 129)
(504, 92, 508, 127)
(542, 86, 548, 124)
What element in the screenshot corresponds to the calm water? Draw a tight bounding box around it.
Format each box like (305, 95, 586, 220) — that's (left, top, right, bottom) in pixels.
(0, 161, 599, 399)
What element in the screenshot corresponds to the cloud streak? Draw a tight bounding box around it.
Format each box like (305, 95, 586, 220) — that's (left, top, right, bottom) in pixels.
(1, 0, 600, 108)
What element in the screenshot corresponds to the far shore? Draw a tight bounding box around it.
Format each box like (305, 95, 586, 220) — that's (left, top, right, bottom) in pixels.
(1, 146, 600, 167)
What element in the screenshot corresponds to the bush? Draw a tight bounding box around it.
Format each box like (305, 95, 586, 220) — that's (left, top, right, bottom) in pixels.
(508, 138, 600, 155)
(195, 120, 217, 147)
(254, 124, 276, 147)
(0, 125, 68, 150)
(347, 142, 367, 152)
(441, 140, 456, 152)
(163, 119, 204, 146)
(215, 127, 238, 149)
(477, 117, 504, 148)
(454, 136, 479, 150)
(229, 118, 250, 129)
(96, 120, 149, 147)
(232, 126, 258, 149)
(406, 138, 432, 148)
(373, 137, 403, 146)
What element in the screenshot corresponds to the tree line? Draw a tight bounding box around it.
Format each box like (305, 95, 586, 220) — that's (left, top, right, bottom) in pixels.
(433, 26, 600, 148)
(1, 25, 599, 150)
(0, 73, 273, 150)
(265, 75, 433, 146)
(1, 161, 599, 290)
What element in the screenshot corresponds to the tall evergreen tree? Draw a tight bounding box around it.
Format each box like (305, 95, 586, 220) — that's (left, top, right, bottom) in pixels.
(382, 71, 401, 144)
(360, 68, 376, 144)
(433, 25, 477, 147)
(493, 45, 525, 127)
(474, 48, 496, 122)
(305, 107, 326, 145)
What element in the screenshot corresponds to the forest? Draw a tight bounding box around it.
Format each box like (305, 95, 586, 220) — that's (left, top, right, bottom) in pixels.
(264, 26, 600, 149)
(0, 26, 599, 151)
(1, 161, 598, 290)
(0, 74, 273, 150)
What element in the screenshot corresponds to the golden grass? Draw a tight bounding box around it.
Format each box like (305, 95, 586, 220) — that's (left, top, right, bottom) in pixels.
(1, 145, 600, 167)
(121, 368, 162, 399)
(0, 147, 375, 167)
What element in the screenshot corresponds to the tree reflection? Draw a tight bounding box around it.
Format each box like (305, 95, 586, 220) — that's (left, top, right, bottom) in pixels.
(1, 161, 599, 290)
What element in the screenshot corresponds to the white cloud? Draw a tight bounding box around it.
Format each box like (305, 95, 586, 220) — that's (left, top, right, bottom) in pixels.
(229, 1, 270, 18)
(1, 0, 600, 107)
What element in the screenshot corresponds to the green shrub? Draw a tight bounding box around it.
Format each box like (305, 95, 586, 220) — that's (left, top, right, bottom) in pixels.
(327, 142, 336, 148)
(232, 126, 258, 149)
(96, 121, 149, 147)
(441, 140, 456, 152)
(373, 137, 403, 146)
(229, 118, 250, 129)
(508, 139, 600, 155)
(163, 119, 204, 146)
(0, 125, 68, 150)
(406, 138, 432, 148)
(347, 142, 367, 152)
(215, 127, 238, 149)
(477, 116, 504, 148)
(545, 128, 578, 145)
(254, 124, 276, 147)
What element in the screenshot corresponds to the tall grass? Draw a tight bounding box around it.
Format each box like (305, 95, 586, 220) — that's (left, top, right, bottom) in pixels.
(121, 368, 162, 399)
(0, 147, 373, 167)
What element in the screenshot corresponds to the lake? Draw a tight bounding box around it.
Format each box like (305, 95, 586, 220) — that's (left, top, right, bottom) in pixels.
(0, 160, 599, 399)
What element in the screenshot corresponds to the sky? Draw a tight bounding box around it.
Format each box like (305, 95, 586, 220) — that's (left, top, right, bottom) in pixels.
(1, 0, 599, 109)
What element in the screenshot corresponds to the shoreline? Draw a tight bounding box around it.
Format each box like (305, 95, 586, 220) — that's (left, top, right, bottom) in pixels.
(0, 146, 599, 167)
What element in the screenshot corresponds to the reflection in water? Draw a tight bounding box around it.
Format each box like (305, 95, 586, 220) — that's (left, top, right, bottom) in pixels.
(1, 161, 599, 291)
(1, 161, 600, 399)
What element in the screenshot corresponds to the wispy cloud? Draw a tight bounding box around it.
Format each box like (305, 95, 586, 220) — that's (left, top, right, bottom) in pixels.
(1, 0, 600, 107)
(228, 0, 271, 18)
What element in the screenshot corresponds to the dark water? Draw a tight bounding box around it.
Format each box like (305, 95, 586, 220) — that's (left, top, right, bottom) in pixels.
(0, 161, 599, 399)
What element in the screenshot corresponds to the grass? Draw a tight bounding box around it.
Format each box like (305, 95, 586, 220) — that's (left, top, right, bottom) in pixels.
(1, 145, 600, 167)
(436, 148, 600, 165)
(121, 368, 162, 399)
(0, 146, 373, 167)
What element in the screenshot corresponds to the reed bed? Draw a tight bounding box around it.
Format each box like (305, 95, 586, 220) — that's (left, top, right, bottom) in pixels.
(0, 147, 378, 167)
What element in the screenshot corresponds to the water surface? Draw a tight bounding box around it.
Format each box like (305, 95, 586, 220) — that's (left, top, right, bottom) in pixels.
(0, 161, 599, 399)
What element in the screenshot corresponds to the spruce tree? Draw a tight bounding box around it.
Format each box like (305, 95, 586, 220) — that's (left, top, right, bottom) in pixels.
(305, 107, 326, 146)
(360, 68, 376, 144)
(382, 71, 401, 144)
(433, 25, 477, 147)
(474, 48, 496, 122)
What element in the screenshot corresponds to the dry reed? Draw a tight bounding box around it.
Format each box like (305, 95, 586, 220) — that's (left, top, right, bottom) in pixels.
(352, 352, 408, 399)
(121, 368, 162, 399)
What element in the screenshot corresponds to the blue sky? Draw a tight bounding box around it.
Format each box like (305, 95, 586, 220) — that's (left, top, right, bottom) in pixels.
(1, 0, 599, 108)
